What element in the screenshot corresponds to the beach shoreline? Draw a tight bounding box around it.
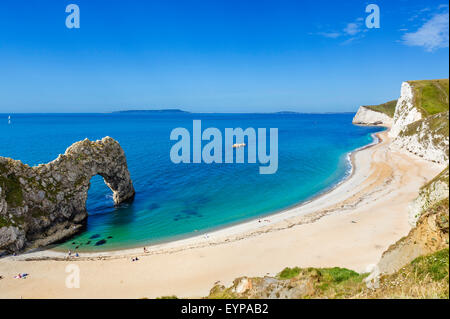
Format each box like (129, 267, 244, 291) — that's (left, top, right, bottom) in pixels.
(0, 128, 445, 299)
(11, 128, 384, 259)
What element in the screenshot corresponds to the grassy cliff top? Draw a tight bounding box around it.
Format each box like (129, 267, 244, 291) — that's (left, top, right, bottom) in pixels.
(364, 100, 397, 118)
(408, 79, 449, 116)
(204, 248, 449, 299)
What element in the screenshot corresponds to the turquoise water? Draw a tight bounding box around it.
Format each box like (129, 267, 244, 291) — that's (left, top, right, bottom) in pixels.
(0, 113, 382, 251)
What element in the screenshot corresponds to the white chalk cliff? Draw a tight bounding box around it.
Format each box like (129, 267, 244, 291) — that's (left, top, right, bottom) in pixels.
(352, 106, 393, 126)
(354, 80, 449, 165)
(389, 82, 423, 138)
(390, 111, 449, 164)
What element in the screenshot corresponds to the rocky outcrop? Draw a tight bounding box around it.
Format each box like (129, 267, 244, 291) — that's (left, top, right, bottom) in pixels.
(391, 111, 449, 164)
(209, 275, 316, 299)
(356, 80, 449, 165)
(352, 106, 393, 126)
(409, 167, 449, 226)
(385, 80, 449, 164)
(377, 197, 448, 275)
(0, 137, 135, 253)
(389, 82, 423, 138)
(375, 166, 449, 275)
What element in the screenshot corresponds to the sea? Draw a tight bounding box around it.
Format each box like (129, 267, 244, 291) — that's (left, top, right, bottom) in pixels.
(0, 112, 383, 251)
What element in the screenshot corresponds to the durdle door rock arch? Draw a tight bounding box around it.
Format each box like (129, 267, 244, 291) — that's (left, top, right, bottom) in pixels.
(0, 137, 135, 253)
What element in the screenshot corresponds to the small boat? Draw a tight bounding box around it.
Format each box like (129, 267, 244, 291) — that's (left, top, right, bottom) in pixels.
(8, 115, 11, 125)
(232, 143, 246, 149)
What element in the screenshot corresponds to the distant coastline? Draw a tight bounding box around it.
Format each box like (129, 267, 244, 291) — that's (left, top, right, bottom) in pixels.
(112, 109, 190, 114)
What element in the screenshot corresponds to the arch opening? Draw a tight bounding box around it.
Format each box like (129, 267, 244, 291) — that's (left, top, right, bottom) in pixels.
(86, 175, 115, 216)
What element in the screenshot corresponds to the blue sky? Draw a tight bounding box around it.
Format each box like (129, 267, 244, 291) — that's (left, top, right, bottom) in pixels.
(0, 0, 448, 113)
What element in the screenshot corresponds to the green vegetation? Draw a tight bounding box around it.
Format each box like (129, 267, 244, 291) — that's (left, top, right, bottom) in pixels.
(0, 171, 24, 208)
(290, 267, 366, 298)
(409, 79, 449, 116)
(315, 267, 361, 284)
(368, 249, 449, 298)
(364, 100, 397, 118)
(207, 248, 449, 299)
(0, 215, 13, 228)
(278, 267, 301, 279)
(279, 266, 360, 284)
(399, 111, 449, 158)
(429, 111, 450, 136)
(432, 198, 449, 234)
(156, 295, 179, 299)
(411, 248, 449, 281)
(208, 285, 238, 299)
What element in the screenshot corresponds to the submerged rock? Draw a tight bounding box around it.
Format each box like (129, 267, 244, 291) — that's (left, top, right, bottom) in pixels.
(95, 239, 107, 246)
(0, 137, 135, 253)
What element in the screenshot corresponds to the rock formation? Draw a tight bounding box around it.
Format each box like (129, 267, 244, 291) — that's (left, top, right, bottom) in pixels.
(374, 166, 449, 276)
(0, 137, 135, 253)
(352, 106, 394, 126)
(391, 111, 449, 164)
(354, 79, 449, 275)
(408, 167, 449, 226)
(354, 80, 449, 165)
(389, 82, 423, 138)
(377, 191, 448, 275)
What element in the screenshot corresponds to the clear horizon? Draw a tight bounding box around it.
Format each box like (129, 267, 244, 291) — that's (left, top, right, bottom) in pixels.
(0, 110, 361, 114)
(0, 0, 449, 113)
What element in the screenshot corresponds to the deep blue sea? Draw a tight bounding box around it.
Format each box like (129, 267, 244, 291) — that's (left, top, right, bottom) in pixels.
(0, 113, 382, 251)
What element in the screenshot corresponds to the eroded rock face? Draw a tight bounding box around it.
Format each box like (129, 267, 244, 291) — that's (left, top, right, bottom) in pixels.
(0, 137, 135, 253)
(377, 196, 449, 275)
(388, 82, 448, 164)
(391, 111, 449, 165)
(352, 106, 393, 126)
(389, 82, 423, 138)
(355, 80, 448, 165)
(210, 275, 315, 299)
(409, 167, 449, 226)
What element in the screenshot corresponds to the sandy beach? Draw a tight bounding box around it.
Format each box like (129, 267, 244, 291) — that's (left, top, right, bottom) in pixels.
(0, 129, 445, 299)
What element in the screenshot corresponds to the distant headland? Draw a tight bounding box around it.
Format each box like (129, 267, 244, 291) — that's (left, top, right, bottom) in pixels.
(113, 109, 190, 114)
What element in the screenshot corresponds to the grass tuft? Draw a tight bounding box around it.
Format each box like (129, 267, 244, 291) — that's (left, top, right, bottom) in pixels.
(278, 267, 301, 279)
